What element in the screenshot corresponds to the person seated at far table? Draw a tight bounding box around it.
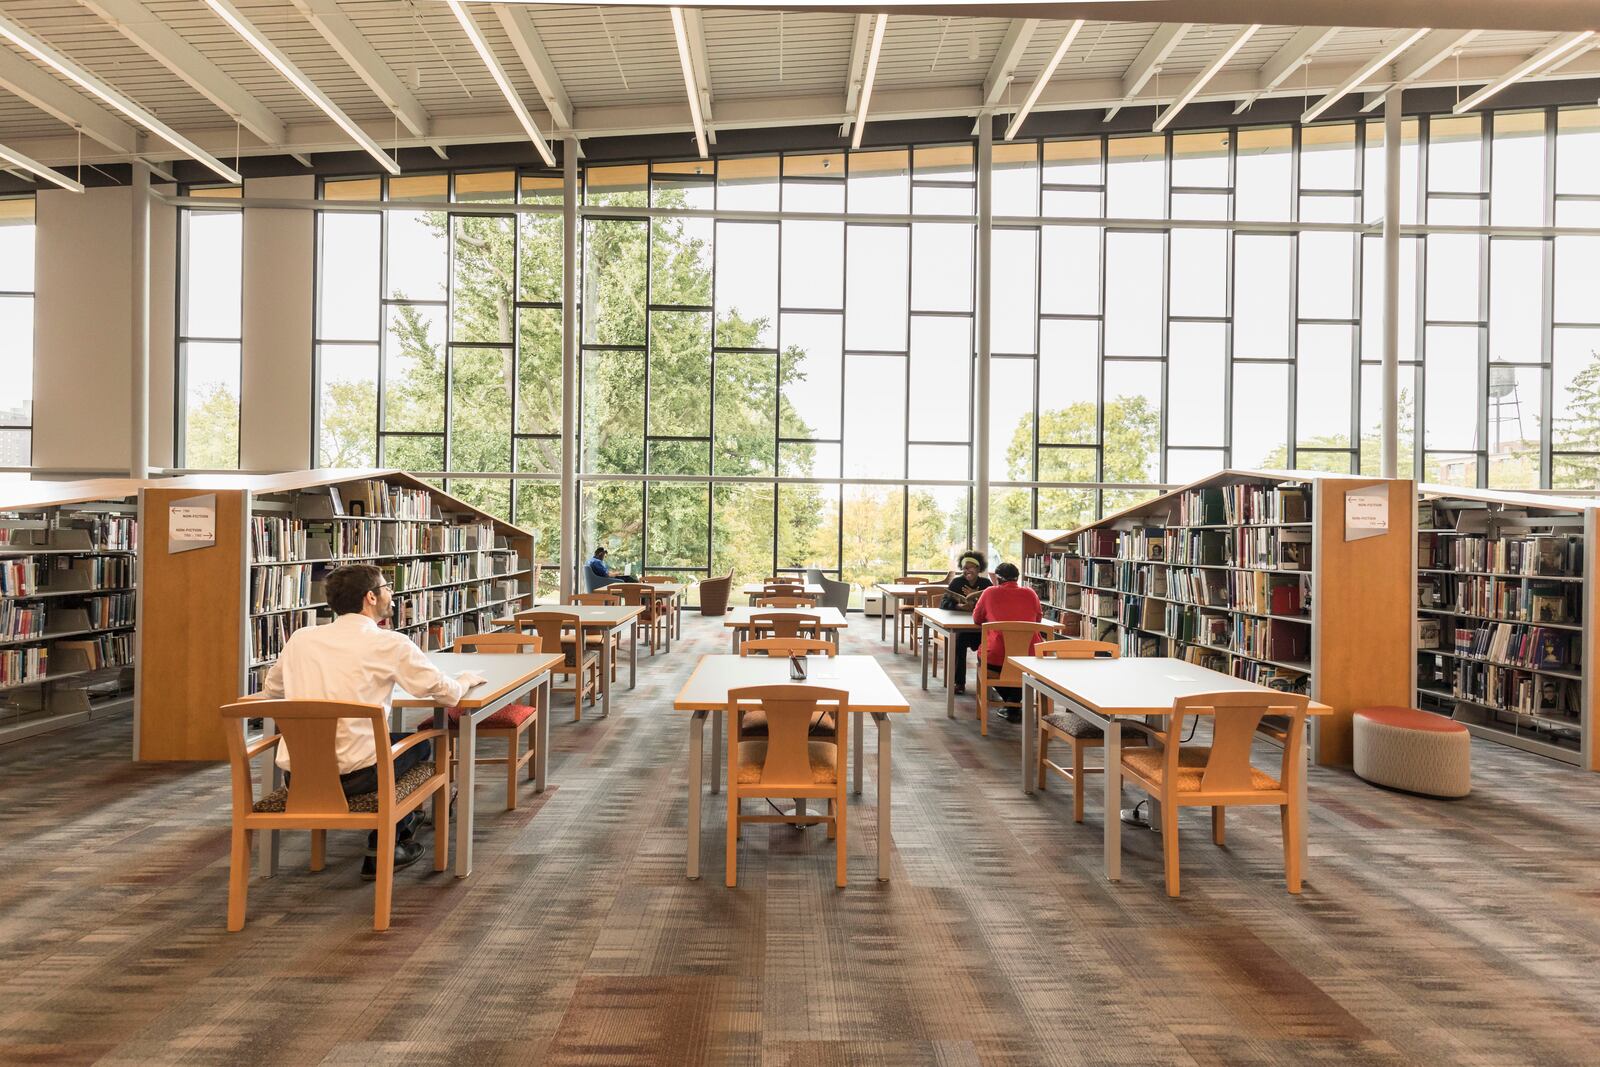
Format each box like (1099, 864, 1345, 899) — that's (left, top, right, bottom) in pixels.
(942, 551, 992, 696)
(971, 561, 1043, 721)
(585, 546, 637, 591)
(260, 563, 486, 880)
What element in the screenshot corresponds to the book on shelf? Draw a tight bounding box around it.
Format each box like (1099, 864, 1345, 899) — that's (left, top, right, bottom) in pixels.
(1418, 618, 1440, 650)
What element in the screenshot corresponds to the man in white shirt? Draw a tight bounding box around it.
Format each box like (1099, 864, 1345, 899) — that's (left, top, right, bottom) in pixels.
(262, 563, 486, 878)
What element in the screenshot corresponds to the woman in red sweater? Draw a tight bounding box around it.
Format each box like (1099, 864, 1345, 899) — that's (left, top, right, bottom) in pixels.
(970, 561, 1043, 721)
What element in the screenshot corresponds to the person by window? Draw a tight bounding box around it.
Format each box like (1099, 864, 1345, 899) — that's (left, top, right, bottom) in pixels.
(585, 546, 636, 590)
(261, 564, 486, 879)
(970, 561, 1043, 721)
(943, 551, 992, 695)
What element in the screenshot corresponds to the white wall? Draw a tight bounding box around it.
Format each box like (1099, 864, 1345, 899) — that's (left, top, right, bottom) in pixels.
(32, 183, 176, 475)
(239, 174, 314, 471)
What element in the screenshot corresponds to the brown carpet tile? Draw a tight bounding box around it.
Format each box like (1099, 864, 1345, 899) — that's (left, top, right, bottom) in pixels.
(2, 614, 1599, 1065)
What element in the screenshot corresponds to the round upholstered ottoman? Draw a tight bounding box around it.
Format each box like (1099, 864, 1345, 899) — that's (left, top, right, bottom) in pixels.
(1352, 706, 1471, 798)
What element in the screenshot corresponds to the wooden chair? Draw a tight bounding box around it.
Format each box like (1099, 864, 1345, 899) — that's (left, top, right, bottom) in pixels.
(610, 582, 669, 654)
(748, 611, 821, 642)
(641, 576, 678, 638)
(726, 685, 850, 887)
(221, 700, 449, 932)
(569, 592, 623, 681)
(908, 585, 948, 675)
(755, 594, 818, 608)
(1033, 640, 1135, 823)
(449, 633, 542, 811)
(894, 578, 937, 648)
(1118, 691, 1311, 897)
(739, 637, 837, 658)
(513, 610, 600, 718)
(975, 620, 1060, 736)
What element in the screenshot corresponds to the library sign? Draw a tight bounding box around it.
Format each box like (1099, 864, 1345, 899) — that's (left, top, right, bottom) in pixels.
(169, 494, 217, 554)
(1344, 484, 1390, 542)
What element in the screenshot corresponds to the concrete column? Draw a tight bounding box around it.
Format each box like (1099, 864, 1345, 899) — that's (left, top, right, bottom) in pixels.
(1381, 91, 1402, 480)
(240, 174, 315, 471)
(560, 139, 579, 601)
(130, 166, 150, 478)
(974, 116, 994, 562)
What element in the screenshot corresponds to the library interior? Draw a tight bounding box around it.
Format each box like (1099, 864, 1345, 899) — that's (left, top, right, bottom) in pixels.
(4, 1, 1600, 1063)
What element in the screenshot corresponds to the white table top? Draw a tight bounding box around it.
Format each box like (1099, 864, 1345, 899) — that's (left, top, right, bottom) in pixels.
(915, 606, 978, 629)
(1012, 656, 1332, 718)
(674, 655, 911, 713)
(391, 651, 563, 709)
(724, 606, 847, 628)
(493, 603, 644, 627)
(740, 582, 824, 595)
(877, 582, 946, 597)
(645, 583, 688, 596)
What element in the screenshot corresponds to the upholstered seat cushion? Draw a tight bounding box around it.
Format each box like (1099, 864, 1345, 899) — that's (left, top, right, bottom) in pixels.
(735, 740, 838, 785)
(737, 709, 836, 737)
(447, 702, 537, 729)
(253, 761, 439, 813)
(1120, 746, 1280, 793)
(1042, 710, 1103, 739)
(1353, 706, 1471, 798)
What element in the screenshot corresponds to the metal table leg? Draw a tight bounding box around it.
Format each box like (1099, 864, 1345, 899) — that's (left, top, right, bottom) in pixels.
(534, 674, 551, 792)
(1104, 718, 1121, 882)
(946, 632, 957, 719)
(1021, 677, 1038, 794)
(852, 709, 864, 796)
(874, 713, 891, 881)
(920, 624, 930, 690)
(891, 597, 900, 654)
(599, 624, 612, 717)
(710, 708, 722, 795)
(687, 711, 705, 879)
(456, 710, 477, 878)
(629, 620, 638, 688)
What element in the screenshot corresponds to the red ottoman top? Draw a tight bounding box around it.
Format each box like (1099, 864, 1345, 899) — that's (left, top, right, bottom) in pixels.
(1354, 706, 1467, 734)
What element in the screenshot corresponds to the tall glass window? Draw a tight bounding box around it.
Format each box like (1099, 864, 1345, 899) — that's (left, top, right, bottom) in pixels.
(0, 196, 34, 474)
(177, 186, 242, 468)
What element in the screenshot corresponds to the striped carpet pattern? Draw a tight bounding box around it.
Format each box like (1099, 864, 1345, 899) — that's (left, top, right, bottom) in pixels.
(2, 614, 1600, 1065)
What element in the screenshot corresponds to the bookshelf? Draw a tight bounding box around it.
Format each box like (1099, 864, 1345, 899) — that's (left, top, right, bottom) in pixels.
(1414, 487, 1597, 770)
(1022, 470, 1415, 766)
(135, 469, 535, 761)
(0, 479, 142, 744)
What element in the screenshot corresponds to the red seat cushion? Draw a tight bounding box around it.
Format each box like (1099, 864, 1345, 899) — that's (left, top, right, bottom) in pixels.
(1354, 706, 1467, 733)
(446, 703, 538, 730)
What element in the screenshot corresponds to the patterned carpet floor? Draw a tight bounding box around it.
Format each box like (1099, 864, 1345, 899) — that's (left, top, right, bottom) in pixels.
(2, 613, 1599, 1065)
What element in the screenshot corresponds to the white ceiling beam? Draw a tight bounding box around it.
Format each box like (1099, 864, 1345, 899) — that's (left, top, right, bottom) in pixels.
(15, 50, 1600, 170)
(0, 141, 83, 192)
(1004, 20, 1084, 140)
(1155, 24, 1259, 132)
(670, 7, 708, 157)
(445, 0, 556, 168)
(1105, 22, 1191, 122)
(202, 0, 397, 176)
(1233, 26, 1339, 114)
(983, 18, 1041, 107)
(1301, 27, 1432, 123)
(850, 14, 888, 150)
(0, 9, 239, 182)
(682, 7, 715, 144)
(494, 2, 575, 132)
(841, 13, 873, 138)
(1360, 29, 1480, 112)
(287, 0, 430, 141)
(1453, 31, 1596, 113)
(78, 0, 286, 146)
(0, 47, 137, 155)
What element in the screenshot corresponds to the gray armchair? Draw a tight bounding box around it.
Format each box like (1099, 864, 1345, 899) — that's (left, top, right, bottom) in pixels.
(804, 567, 826, 586)
(818, 573, 850, 612)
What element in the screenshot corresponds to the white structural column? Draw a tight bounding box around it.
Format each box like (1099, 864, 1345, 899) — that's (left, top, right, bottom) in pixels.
(974, 119, 993, 562)
(130, 165, 150, 479)
(1381, 91, 1402, 480)
(560, 138, 578, 601)
(240, 175, 316, 470)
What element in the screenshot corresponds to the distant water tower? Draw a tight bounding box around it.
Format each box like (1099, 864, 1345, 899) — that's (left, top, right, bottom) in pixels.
(1487, 365, 1523, 453)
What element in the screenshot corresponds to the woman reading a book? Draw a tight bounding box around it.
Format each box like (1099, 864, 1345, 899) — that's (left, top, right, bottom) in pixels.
(943, 552, 992, 695)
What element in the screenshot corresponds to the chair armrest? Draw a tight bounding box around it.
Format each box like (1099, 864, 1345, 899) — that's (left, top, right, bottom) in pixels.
(391, 728, 447, 757)
(1118, 720, 1168, 747)
(244, 734, 282, 761)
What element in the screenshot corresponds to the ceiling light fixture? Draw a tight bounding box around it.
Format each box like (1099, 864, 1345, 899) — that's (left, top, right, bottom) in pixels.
(445, 0, 557, 166)
(0, 141, 84, 193)
(851, 14, 888, 150)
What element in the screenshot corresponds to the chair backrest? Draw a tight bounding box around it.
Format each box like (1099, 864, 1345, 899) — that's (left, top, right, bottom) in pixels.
(804, 567, 826, 586)
(514, 610, 579, 652)
(221, 699, 388, 815)
(756, 594, 817, 608)
(981, 620, 1060, 683)
(912, 584, 946, 608)
(583, 566, 618, 592)
(817, 573, 851, 611)
(453, 632, 542, 654)
(1037, 639, 1118, 660)
(608, 582, 656, 609)
(739, 637, 837, 657)
(570, 592, 621, 606)
(642, 575, 672, 584)
(762, 582, 802, 597)
(728, 684, 847, 789)
(1168, 691, 1310, 795)
(748, 611, 821, 639)
(896, 575, 921, 585)
(698, 572, 733, 615)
